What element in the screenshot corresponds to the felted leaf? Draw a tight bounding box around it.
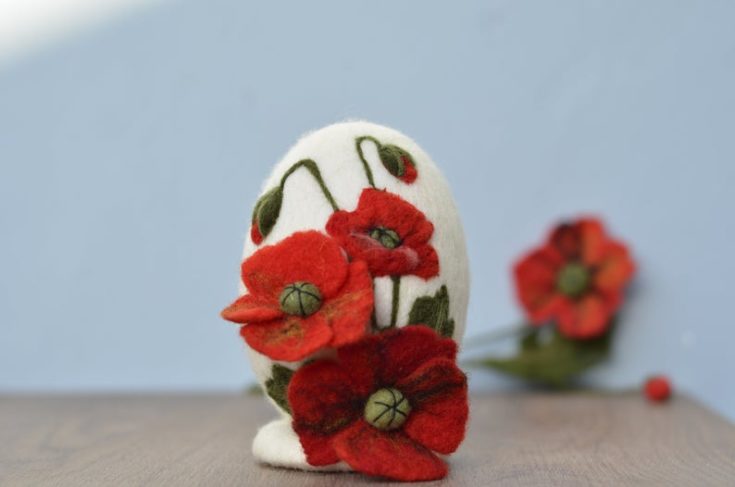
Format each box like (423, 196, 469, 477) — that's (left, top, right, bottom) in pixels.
(252, 187, 283, 240)
(408, 285, 455, 338)
(480, 327, 612, 388)
(520, 327, 541, 351)
(264, 364, 294, 413)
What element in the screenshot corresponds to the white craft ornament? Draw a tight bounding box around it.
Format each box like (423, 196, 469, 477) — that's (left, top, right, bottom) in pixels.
(231, 121, 470, 471)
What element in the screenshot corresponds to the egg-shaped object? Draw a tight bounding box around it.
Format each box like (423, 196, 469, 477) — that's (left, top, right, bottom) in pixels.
(221, 121, 470, 475)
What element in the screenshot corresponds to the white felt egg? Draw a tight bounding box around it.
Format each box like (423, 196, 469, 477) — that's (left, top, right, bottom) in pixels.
(229, 121, 470, 470)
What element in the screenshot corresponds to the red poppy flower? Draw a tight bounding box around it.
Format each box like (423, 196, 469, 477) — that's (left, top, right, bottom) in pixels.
(221, 231, 374, 361)
(326, 188, 439, 279)
(514, 218, 635, 339)
(288, 326, 467, 481)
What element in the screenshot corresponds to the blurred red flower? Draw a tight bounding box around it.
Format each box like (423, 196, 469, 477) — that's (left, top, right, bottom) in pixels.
(221, 231, 373, 361)
(514, 217, 635, 339)
(288, 326, 467, 481)
(326, 188, 439, 279)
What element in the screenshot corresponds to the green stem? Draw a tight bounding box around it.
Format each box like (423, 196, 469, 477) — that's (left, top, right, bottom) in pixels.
(389, 276, 401, 328)
(370, 310, 379, 332)
(354, 136, 378, 188)
(461, 323, 533, 350)
(280, 159, 339, 212)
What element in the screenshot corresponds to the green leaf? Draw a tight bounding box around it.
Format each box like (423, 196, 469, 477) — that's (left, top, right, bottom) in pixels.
(480, 328, 612, 388)
(407, 285, 455, 338)
(264, 364, 293, 413)
(520, 327, 541, 351)
(252, 187, 283, 239)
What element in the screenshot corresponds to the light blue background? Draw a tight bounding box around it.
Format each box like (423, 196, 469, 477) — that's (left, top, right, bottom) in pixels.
(2, 1, 734, 420)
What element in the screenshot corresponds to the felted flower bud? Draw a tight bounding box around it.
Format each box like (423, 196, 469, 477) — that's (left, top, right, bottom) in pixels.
(378, 143, 417, 184)
(250, 187, 283, 244)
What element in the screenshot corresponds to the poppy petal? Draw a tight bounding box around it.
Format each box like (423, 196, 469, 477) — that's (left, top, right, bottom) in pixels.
(288, 359, 363, 428)
(241, 231, 348, 300)
(343, 234, 420, 277)
(594, 241, 635, 291)
(529, 294, 568, 324)
(412, 244, 440, 280)
(549, 222, 582, 260)
(333, 420, 448, 481)
(291, 426, 340, 466)
(397, 358, 468, 454)
(240, 314, 332, 362)
(321, 261, 374, 347)
(514, 247, 564, 321)
(379, 326, 456, 385)
(334, 335, 381, 397)
(579, 218, 606, 266)
(220, 294, 283, 324)
(556, 293, 611, 339)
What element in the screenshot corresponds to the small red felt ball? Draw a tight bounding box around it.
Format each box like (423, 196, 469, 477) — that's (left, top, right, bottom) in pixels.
(644, 375, 672, 402)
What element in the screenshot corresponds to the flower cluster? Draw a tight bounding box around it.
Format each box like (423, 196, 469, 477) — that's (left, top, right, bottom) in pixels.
(221, 137, 467, 482)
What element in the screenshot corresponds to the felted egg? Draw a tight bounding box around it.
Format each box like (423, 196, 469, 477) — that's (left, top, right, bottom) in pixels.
(222, 121, 470, 475)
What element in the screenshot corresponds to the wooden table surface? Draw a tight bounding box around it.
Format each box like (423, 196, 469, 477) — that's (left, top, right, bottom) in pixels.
(1, 392, 734, 486)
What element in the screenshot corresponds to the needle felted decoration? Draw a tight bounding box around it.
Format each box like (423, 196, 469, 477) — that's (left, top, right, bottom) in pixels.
(221, 121, 470, 481)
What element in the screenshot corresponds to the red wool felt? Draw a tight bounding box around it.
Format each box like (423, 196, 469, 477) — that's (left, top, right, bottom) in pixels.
(378, 325, 457, 385)
(288, 360, 365, 466)
(333, 421, 447, 481)
(220, 293, 283, 323)
(288, 359, 366, 429)
(241, 230, 348, 300)
(319, 261, 375, 347)
(288, 326, 467, 481)
(514, 217, 635, 339)
(221, 231, 373, 361)
(326, 188, 439, 279)
(397, 358, 468, 454)
(292, 425, 340, 466)
(240, 314, 332, 362)
(399, 155, 417, 184)
(250, 222, 264, 245)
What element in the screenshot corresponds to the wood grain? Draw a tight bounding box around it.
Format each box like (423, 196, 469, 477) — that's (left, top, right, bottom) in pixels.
(1, 393, 734, 486)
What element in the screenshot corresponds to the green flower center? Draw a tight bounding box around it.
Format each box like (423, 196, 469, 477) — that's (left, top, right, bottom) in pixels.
(556, 263, 591, 297)
(369, 227, 401, 249)
(364, 388, 411, 430)
(279, 281, 322, 316)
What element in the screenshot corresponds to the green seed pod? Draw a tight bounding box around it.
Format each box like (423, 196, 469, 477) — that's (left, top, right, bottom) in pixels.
(279, 281, 322, 316)
(556, 262, 591, 297)
(369, 226, 401, 249)
(364, 388, 411, 430)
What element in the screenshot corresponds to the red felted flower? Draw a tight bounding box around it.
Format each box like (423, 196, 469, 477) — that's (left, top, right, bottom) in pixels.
(288, 326, 467, 482)
(221, 231, 374, 361)
(514, 218, 635, 339)
(326, 188, 439, 279)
